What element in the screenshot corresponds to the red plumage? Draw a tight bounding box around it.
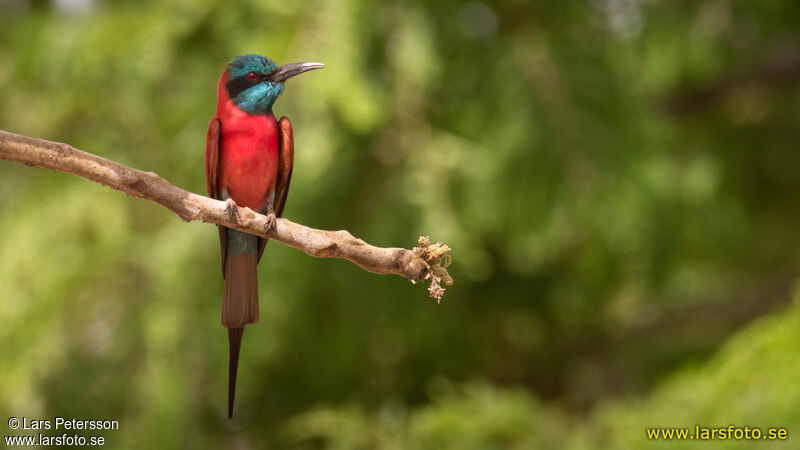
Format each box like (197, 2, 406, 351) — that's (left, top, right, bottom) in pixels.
(213, 70, 281, 210)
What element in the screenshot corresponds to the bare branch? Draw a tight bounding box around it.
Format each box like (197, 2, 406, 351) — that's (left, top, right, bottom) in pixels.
(0, 129, 453, 299)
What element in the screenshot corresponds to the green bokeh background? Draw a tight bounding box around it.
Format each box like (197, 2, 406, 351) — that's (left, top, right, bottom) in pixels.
(1, 0, 800, 448)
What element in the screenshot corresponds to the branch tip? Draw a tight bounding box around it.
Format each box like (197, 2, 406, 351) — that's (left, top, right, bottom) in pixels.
(412, 236, 454, 303)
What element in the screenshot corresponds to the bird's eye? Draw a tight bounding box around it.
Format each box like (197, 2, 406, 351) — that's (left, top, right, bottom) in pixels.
(247, 71, 259, 81)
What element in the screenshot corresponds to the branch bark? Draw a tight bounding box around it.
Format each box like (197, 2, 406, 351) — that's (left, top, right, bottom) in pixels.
(0, 129, 452, 300)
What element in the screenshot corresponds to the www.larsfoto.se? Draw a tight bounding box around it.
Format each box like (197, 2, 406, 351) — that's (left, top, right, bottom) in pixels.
(647, 425, 788, 440)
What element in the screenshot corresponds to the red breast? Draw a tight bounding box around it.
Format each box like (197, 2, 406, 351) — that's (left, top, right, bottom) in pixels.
(214, 70, 280, 211)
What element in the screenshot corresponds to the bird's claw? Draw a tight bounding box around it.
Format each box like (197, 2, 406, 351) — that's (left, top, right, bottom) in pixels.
(264, 212, 277, 235)
(225, 198, 238, 220)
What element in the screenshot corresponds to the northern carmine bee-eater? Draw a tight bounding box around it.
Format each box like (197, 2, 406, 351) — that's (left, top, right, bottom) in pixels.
(205, 54, 323, 418)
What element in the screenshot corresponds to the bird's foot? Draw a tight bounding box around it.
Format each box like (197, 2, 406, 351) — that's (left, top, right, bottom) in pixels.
(264, 213, 277, 235)
(264, 205, 277, 235)
(225, 198, 239, 221)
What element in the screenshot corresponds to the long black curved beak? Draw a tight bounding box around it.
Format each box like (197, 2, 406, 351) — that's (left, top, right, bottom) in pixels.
(270, 62, 325, 82)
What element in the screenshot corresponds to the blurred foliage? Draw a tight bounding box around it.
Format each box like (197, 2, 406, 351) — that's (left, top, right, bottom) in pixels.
(0, 0, 799, 448)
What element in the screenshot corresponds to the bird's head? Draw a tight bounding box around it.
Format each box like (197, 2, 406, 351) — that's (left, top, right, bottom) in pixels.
(225, 54, 323, 115)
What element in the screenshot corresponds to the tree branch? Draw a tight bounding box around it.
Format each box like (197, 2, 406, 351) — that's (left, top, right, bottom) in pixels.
(0, 129, 452, 301)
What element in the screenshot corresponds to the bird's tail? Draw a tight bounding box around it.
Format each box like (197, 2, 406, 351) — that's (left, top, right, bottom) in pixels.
(222, 230, 260, 418)
(227, 327, 244, 419)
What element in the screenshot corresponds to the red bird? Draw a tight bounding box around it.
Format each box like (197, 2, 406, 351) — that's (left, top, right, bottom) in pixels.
(205, 54, 323, 418)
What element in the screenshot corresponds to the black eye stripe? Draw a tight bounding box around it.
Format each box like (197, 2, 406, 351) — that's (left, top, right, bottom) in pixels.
(225, 74, 262, 99)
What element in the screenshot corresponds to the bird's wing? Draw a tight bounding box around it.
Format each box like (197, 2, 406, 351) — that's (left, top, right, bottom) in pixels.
(275, 116, 295, 218)
(257, 116, 294, 262)
(206, 117, 228, 275)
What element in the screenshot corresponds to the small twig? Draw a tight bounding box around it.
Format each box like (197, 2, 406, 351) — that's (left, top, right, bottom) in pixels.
(0, 129, 453, 299)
